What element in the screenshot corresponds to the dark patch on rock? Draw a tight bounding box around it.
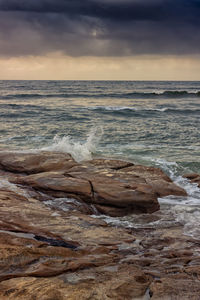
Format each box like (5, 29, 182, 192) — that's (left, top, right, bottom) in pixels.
(34, 235, 78, 249)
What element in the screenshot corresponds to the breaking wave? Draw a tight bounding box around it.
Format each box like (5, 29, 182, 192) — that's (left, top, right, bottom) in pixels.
(88, 106, 200, 115)
(152, 158, 200, 238)
(95, 158, 200, 238)
(42, 126, 103, 162)
(122, 90, 200, 98)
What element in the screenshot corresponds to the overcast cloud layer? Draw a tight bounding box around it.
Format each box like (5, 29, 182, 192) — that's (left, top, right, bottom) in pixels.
(0, 0, 200, 57)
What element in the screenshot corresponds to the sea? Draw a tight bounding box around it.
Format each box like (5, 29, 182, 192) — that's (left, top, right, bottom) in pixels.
(0, 80, 200, 237)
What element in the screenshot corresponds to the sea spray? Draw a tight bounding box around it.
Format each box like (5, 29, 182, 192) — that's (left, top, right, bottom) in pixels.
(42, 126, 104, 162)
(91, 158, 200, 239)
(151, 158, 200, 237)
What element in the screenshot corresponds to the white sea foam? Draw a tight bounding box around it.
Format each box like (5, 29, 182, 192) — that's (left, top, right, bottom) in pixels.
(89, 106, 137, 111)
(154, 107, 168, 112)
(0, 178, 28, 197)
(91, 214, 134, 228)
(152, 158, 179, 178)
(153, 158, 200, 203)
(88, 106, 170, 112)
(93, 157, 200, 237)
(174, 206, 200, 238)
(0, 135, 21, 142)
(0, 178, 18, 191)
(44, 197, 86, 212)
(41, 126, 103, 162)
(152, 158, 200, 237)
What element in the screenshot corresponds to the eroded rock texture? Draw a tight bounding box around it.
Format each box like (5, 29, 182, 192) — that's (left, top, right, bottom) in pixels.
(0, 151, 199, 299)
(0, 151, 186, 217)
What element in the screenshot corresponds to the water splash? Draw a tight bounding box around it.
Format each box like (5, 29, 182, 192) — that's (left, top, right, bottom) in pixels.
(151, 158, 200, 238)
(153, 158, 200, 204)
(42, 126, 104, 162)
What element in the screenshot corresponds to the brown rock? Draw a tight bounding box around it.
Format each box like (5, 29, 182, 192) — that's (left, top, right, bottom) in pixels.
(94, 204, 139, 217)
(147, 179, 187, 197)
(150, 276, 200, 300)
(13, 171, 92, 201)
(183, 173, 200, 188)
(92, 177, 159, 213)
(117, 164, 173, 182)
(0, 188, 134, 246)
(0, 264, 152, 300)
(0, 151, 188, 216)
(183, 173, 199, 180)
(0, 151, 199, 299)
(0, 188, 137, 286)
(87, 158, 134, 170)
(0, 151, 77, 174)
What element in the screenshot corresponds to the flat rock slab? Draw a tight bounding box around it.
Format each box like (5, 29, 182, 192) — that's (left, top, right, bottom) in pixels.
(0, 151, 77, 174)
(0, 151, 187, 216)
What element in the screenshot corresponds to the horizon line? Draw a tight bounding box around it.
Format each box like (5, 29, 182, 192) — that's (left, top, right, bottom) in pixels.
(0, 79, 200, 82)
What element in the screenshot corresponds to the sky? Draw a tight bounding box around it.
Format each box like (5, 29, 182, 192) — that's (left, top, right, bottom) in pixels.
(0, 0, 200, 80)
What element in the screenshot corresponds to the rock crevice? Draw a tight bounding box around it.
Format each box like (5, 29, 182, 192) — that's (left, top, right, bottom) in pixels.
(0, 151, 186, 217)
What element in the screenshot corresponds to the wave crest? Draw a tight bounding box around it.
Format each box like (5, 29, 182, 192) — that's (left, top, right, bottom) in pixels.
(42, 126, 103, 162)
(88, 106, 200, 114)
(1, 90, 200, 100)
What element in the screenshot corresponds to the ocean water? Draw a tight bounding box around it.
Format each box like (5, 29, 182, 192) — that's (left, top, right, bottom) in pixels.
(0, 80, 200, 237)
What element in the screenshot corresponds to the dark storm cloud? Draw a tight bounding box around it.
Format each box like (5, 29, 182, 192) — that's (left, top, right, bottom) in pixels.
(0, 0, 200, 57)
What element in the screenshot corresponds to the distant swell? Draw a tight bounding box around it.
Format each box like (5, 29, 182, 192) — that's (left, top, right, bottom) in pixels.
(123, 90, 200, 98)
(2, 93, 48, 99)
(88, 106, 200, 115)
(162, 90, 200, 97)
(1, 90, 200, 100)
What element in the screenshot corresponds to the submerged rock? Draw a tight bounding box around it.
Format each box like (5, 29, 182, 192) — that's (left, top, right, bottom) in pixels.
(184, 173, 200, 188)
(0, 151, 186, 217)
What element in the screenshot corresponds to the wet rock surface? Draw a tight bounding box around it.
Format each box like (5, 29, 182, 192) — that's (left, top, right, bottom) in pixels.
(0, 151, 199, 299)
(184, 173, 200, 188)
(0, 151, 186, 217)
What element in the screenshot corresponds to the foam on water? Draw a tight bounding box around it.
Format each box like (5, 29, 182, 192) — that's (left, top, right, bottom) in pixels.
(89, 106, 137, 111)
(88, 106, 168, 112)
(92, 158, 200, 238)
(44, 198, 82, 212)
(175, 206, 200, 238)
(0, 178, 28, 198)
(42, 126, 103, 162)
(152, 158, 200, 237)
(87, 106, 200, 114)
(91, 214, 134, 228)
(153, 158, 200, 204)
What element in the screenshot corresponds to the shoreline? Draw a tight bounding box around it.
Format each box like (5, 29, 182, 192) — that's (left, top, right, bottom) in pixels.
(0, 151, 199, 299)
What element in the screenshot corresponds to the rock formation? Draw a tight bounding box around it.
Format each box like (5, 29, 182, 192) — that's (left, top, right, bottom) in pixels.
(184, 173, 200, 188)
(0, 151, 186, 217)
(0, 151, 199, 299)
